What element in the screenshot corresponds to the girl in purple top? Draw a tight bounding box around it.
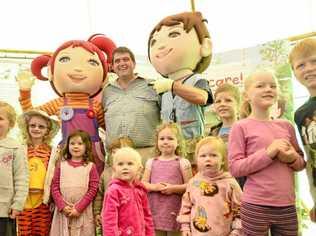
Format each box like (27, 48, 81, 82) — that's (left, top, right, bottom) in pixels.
(50, 130, 99, 236)
(142, 122, 193, 236)
(228, 70, 305, 236)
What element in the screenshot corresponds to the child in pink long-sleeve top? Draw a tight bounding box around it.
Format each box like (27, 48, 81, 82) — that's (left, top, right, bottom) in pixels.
(50, 130, 99, 236)
(228, 70, 305, 236)
(178, 136, 242, 236)
(102, 147, 154, 236)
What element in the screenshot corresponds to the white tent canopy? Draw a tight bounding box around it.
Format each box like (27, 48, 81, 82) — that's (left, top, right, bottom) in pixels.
(0, 0, 315, 56)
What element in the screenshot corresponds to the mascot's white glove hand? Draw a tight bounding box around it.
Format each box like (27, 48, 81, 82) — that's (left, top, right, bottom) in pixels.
(151, 78, 174, 94)
(16, 70, 35, 91)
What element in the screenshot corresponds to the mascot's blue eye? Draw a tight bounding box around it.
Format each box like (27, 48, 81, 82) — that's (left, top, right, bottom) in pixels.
(88, 59, 100, 66)
(59, 56, 70, 63)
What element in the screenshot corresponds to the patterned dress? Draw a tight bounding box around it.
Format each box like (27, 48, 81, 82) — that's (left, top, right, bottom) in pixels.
(50, 161, 97, 236)
(148, 157, 189, 231)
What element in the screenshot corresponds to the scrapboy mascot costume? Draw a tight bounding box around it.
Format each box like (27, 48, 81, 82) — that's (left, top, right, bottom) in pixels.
(148, 12, 213, 163)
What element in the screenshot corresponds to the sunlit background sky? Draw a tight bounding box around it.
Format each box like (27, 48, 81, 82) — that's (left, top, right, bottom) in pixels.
(0, 0, 315, 56)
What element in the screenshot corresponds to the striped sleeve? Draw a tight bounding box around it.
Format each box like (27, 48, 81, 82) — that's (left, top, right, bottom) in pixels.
(94, 100, 105, 130)
(28, 144, 51, 167)
(19, 89, 62, 116)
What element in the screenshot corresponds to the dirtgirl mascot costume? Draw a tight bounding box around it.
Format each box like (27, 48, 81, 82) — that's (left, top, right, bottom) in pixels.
(17, 34, 116, 175)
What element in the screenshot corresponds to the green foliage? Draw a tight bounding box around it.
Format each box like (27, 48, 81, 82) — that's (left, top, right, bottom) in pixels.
(260, 40, 290, 66)
(275, 63, 292, 78)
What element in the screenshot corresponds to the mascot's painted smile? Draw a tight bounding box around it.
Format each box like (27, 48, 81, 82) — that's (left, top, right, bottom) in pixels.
(68, 74, 87, 83)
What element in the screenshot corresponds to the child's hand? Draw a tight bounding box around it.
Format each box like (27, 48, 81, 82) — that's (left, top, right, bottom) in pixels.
(95, 214, 102, 226)
(182, 231, 191, 236)
(62, 206, 72, 216)
(154, 182, 166, 192)
(9, 209, 20, 219)
(229, 229, 242, 236)
(68, 208, 80, 218)
(310, 205, 316, 222)
(266, 139, 290, 159)
(277, 145, 297, 164)
(160, 183, 175, 195)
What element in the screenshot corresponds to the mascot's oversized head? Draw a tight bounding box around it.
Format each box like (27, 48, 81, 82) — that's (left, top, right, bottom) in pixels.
(148, 12, 212, 79)
(31, 34, 116, 97)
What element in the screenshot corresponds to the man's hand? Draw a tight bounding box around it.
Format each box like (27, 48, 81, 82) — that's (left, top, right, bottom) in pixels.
(150, 79, 174, 94)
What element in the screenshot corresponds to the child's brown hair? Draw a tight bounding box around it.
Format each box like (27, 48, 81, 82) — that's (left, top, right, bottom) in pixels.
(108, 136, 135, 154)
(289, 38, 316, 67)
(61, 130, 93, 165)
(195, 136, 228, 171)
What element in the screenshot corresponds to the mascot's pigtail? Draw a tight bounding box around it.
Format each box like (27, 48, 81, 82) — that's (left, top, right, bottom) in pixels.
(31, 55, 51, 81)
(88, 34, 116, 73)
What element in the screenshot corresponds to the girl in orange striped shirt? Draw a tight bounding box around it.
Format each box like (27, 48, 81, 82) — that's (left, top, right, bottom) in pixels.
(17, 110, 59, 236)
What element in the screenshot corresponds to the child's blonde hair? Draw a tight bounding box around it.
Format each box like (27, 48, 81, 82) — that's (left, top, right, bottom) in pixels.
(154, 122, 186, 157)
(17, 110, 59, 145)
(0, 101, 16, 129)
(195, 136, 228, 171)
(240, 69, 278, 118)
(214, 83, 241, 106)
(112, 147, 143, 169)
(289, 38, 316, 67)
(108, 137, 135, 154)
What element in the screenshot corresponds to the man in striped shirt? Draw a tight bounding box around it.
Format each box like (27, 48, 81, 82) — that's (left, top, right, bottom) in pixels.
(102, 47, 160, 164)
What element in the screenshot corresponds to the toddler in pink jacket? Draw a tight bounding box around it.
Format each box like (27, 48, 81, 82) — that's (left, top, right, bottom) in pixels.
(101, 147, 154, 236)
(178, 137, 242, 236)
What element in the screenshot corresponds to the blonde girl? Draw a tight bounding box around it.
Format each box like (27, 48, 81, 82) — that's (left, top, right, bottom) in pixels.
(0, 101, 28, 236)
(178, 136, 242, 236)
(93, 137, 134, 235)
(228, 70, 305, 235)
(50, 130, 99, 236)
(102, 147, 154, 235)
(142, 122, 193, 236)
(17, 110, 59, 236)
